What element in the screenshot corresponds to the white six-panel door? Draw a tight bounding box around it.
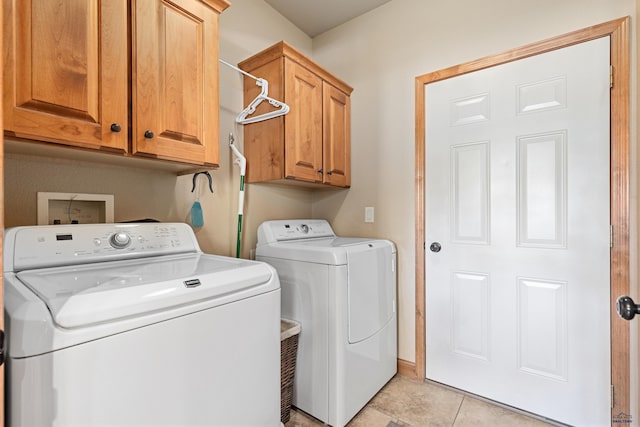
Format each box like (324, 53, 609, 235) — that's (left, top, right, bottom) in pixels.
(425, 37, 610, 426)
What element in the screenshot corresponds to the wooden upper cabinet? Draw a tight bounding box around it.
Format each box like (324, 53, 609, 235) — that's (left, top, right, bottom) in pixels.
(3, 0, 229, 167)
(132, 0, 226, 166)
(239, 41, 353, 188)
(3, 0, 128, 151)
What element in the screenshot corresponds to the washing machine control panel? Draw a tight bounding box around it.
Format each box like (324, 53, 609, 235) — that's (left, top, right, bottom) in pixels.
(8, 223, 200, 270)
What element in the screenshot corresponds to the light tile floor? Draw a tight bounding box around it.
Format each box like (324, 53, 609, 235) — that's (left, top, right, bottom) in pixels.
(285, 375, 557, 427)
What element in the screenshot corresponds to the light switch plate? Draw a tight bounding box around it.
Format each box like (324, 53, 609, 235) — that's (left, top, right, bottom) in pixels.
(365, 207, 375, 223)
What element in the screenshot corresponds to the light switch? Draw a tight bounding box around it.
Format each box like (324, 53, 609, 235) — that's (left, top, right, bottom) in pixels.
(365, 207, 374, 223)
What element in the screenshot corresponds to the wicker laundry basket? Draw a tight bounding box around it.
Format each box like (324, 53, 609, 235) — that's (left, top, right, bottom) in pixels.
(280, 319, 301, 424)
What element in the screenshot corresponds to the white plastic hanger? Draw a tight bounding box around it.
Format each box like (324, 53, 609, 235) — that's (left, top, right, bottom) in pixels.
(235, 78, 290, 124)
(220, 59, 290, 124)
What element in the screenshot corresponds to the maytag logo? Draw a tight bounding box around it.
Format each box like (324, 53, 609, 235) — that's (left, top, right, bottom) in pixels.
(184, 279, 201, 288)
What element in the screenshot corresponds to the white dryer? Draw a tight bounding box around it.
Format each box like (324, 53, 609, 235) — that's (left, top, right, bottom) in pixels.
(4, 223, 281, 427)
(256, 219, 397, 427)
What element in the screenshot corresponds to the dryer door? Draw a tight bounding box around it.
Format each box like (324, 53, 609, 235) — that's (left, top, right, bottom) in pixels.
(346, 242, 395, 343)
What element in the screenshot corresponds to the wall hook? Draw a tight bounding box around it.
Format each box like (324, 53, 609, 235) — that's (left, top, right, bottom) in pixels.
(192, 171, 214, 193)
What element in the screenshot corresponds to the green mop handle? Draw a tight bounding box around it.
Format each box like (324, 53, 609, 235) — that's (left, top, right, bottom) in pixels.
(230, 133, 247, 258)
(236, 175, 245, 258)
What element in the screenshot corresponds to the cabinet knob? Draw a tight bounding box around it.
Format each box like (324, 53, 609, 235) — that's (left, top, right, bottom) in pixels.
(327, 170, 333, 176)
(144, 130, 154, 139)
(110, 123, 122, 133)
(317, 168, 323, 174)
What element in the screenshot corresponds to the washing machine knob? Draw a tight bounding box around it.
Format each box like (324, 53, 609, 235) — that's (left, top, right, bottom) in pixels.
(109, 231, 131, 249)
(300, 224, 309, 233)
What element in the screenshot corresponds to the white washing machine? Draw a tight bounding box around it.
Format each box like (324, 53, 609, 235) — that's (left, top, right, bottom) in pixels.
(4, 222, 281, 427)
(256, 219, 397, 427)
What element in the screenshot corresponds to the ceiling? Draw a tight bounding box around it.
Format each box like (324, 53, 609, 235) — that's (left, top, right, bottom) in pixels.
(263, 0, 392, 37)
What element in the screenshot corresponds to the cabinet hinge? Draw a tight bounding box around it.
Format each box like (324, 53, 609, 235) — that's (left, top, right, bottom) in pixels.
(610, 225, 614, 248)
(610, 65, 614, 89)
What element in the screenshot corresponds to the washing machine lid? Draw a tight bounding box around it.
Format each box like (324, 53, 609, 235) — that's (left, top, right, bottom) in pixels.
(16, 253, 276, 328)
(257, 237, 386, 265)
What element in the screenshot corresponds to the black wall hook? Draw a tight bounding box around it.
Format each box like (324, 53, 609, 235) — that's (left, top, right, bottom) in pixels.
(192, 171, 214, 193)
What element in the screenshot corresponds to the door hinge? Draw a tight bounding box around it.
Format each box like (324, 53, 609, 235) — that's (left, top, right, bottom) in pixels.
(610, 65, 614, 89)
(0, 330, 4, 366)
(611, 384, 615, 408)
(610, 225, 614, 248)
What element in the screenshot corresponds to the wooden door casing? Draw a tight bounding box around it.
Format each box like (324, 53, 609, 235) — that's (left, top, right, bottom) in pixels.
(1, 0, 5, 423)
(414, 17, 631, 424)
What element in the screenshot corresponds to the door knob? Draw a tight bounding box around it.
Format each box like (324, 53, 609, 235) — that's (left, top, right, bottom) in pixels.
(616, 295, 640, 321)
(429, 242, 442, 253)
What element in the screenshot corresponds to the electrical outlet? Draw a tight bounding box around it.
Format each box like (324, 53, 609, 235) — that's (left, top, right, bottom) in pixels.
(365, 207, 375, 223)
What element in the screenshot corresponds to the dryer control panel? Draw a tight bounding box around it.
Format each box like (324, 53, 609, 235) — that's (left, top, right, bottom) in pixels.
(257, 219, 335, 245)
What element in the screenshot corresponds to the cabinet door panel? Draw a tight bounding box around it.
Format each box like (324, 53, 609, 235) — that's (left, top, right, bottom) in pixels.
(3, 0, 128, 151)
(284, 59, 323, 182)
(323, 83, 350, 187)
(29, 1, 97, 118)
(133, 0, 219, 166)
(242, 59, 285, 183)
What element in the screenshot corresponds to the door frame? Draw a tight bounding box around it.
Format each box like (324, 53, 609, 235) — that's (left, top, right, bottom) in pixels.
(414, 17, 630, 421)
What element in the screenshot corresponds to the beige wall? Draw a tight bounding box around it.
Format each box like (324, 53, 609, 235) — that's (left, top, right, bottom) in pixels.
(4, 151, 181, 227)
(311, 0, 638, 419)
(3, 0, 638, 418)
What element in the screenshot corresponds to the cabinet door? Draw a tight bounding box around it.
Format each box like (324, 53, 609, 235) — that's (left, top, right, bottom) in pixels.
(284, 59, 323, 182)
(323, 83, 351, 187)
(132, 0, 221, 166)
(3, 0, 128, 151)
